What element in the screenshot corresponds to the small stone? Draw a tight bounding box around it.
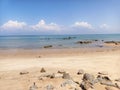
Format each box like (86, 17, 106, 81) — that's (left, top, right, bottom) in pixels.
(77, 69, 84, 75)
(40, 67, 46, 73)
(20, 71, 29, 75)
(98, 71, 108, 75)
(62, 73, 71, 79)
(57, 70, 66, 74)
(49, 73, 55, 79)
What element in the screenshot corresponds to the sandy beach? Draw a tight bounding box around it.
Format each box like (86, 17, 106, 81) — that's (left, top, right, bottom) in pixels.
(0, 46, 120, 90)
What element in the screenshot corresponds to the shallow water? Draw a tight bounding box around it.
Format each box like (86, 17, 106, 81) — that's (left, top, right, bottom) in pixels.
(0, 34, 120, 49)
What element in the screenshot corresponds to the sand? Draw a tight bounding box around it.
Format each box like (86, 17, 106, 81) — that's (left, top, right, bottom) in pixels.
(0, 47, 120, 90)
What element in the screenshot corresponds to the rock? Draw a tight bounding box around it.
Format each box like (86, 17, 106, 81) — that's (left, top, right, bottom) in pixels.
(29, 82, 38, 90)
(38, 56, 41, 58)
(63, 37, 76, 40)
(57, 70, 66, 74)
(80, 73, 95, 90)
(40, 67, 46, 73)
(44, 45, 52, 48)
(83, 73, 95, 84)
(39, 73, 57, 79)
(62, 73, 71, 79)
(104, 41, 120, 45)
(45, 84, 54, 90)
(98, 71, 108, 75)
(76, 41, 92, 44)
(49, 73, 55, 79)
(97, 75, 115, 87)
(19, 71, 29, 75)
(77, 69, 84, 75)
(61, 80, 77, 88)
(80, 81, 93, 90)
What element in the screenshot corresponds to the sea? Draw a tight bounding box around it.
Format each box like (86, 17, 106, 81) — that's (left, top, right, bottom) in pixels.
(0, 34, 120, 49)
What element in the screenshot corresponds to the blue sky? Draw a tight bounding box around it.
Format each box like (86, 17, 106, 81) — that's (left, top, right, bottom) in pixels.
(0, 0, 120, 35)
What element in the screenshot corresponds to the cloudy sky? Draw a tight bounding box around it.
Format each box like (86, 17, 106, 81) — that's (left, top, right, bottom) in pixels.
(0, 0, 120, 35)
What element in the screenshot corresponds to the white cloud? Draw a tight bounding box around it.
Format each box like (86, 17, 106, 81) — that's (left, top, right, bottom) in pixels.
(1, 20, 27, 30)
(100, 24, 109, 29)
(73, 21, 93, 29)
(31, 20, 60, 31)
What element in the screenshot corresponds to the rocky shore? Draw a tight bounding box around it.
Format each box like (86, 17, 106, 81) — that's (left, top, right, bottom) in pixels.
(26, 68, 120, 90)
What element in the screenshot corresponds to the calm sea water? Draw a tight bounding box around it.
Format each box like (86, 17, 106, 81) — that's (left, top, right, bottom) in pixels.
(0, 34, 120, 49)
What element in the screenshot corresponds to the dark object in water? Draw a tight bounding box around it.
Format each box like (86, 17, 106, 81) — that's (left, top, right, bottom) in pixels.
(76, 41, 92, 44)
(44, 45, 52, 48)
(104, 41, 120, 45)
(63, 36, 76, 40)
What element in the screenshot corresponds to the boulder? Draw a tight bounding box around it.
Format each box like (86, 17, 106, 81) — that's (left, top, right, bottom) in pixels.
(83, 73, 95, 84)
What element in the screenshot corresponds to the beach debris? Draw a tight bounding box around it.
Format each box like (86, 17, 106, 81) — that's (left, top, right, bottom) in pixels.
(98, 71, 108, 75)
(77, 69, 84, 75)
(45, 84, 54, 90)
(63, 36, 76, 40)
(44, 45, 52, 48)
(76, 41, 92, 44)
(62, 73, 72, 79)
(19, 71, 29, 75)
(57, 70, 66, 74)
(29, 82, 38, 90)
(40, 67, 46, 73)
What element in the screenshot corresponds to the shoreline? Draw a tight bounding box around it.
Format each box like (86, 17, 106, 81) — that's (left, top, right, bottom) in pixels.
(0, 46, 120, 58)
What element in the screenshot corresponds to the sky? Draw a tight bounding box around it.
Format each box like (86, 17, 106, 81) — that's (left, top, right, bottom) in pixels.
(0, 0, 120, 35)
